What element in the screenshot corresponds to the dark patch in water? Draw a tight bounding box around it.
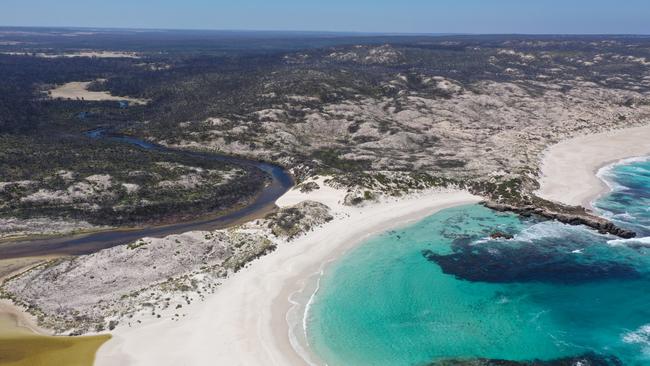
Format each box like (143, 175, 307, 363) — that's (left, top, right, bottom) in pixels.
(440, 230, 469, 241)
(429, 352, 622, 365)
(422, 238, 639, 284)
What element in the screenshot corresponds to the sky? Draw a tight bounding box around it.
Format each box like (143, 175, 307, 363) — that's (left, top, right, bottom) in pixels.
(1, 0, 649, 35)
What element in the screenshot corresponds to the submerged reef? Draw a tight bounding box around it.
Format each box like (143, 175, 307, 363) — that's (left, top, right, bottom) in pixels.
(422, 235, 640, 284)
(430, 352, 622, 365)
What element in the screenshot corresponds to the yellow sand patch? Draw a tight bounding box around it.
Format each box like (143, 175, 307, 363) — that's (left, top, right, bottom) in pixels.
(0, 334, 110, 366)
(0, 314, 110, 366)
(48, 81, 148, 105)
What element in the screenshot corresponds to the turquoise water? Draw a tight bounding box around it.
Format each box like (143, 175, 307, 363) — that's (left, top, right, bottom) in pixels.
(307, 158, 650, 365)
(595, 157, 650, 238)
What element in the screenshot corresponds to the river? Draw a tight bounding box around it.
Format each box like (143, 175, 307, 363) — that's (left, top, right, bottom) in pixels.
(0, 128, 294, 260)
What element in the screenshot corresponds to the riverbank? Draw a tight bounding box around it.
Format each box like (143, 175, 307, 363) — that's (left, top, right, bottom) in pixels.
(0, 129, 293, 261)
(536, 124, 650, 208)
(95, 181, 480, 366)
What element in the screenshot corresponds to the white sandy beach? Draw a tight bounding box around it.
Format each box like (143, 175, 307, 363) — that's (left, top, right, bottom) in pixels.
(95, 182, 480, 366)
(536, 124, 650, 208)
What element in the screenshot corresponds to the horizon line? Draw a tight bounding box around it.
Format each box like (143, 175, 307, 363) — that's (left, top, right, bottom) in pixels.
(1, 24, 650, 37)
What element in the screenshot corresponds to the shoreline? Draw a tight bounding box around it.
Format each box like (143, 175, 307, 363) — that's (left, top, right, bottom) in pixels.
(278, 191, 482, 365)
(95, 184, 481, 366)
(536, 124, 650, 209)
(0, 299, 52, 336)
(0, 256, 57, 337)
(592, 155, 650, 209)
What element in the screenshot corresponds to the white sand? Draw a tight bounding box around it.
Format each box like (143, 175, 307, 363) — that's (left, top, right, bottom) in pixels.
(49, 81, 147, 105)
(2, 51, 139, 58)
(95, 180, 480, 366)
(55, 51, 140, 59)
(536, 124, 650, 208)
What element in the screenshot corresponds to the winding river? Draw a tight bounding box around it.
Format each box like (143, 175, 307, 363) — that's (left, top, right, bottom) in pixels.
(0, 129, 294, 260)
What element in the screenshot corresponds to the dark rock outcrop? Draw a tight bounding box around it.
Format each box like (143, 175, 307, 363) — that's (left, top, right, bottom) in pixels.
(490, 231, 514, 240)
(483, 201, 636, 239)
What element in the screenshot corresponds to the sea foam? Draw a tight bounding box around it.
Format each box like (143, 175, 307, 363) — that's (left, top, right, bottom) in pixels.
(623, 324, 650, 356)
(607, 236, 650, 247)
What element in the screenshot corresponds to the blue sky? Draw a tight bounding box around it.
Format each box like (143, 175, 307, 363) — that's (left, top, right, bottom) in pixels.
(2, 0, 649, 34)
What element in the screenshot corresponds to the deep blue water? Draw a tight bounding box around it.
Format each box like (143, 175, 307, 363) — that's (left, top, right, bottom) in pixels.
(308, 158, 650, 365)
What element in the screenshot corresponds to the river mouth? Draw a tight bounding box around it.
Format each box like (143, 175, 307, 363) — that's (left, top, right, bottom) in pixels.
(0, 128, 294, 260)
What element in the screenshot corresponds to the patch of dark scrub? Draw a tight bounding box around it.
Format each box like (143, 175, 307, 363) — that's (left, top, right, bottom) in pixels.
(422, 239, 640, 284)
(428, 352, 622, 365)
(435, 159, 467, 168)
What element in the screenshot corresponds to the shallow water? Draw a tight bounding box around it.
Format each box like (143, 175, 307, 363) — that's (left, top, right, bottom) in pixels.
(0, 313, 110, 366)
(307, 158, 650, 365)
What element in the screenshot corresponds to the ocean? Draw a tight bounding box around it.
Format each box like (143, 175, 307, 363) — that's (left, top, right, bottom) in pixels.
(306, 157, 650, 365)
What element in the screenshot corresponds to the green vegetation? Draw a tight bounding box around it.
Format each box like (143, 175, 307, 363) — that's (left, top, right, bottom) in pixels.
(0, 134, 266, 225)
(312, 149, 371, 173)
(126, 240, 148, 250)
